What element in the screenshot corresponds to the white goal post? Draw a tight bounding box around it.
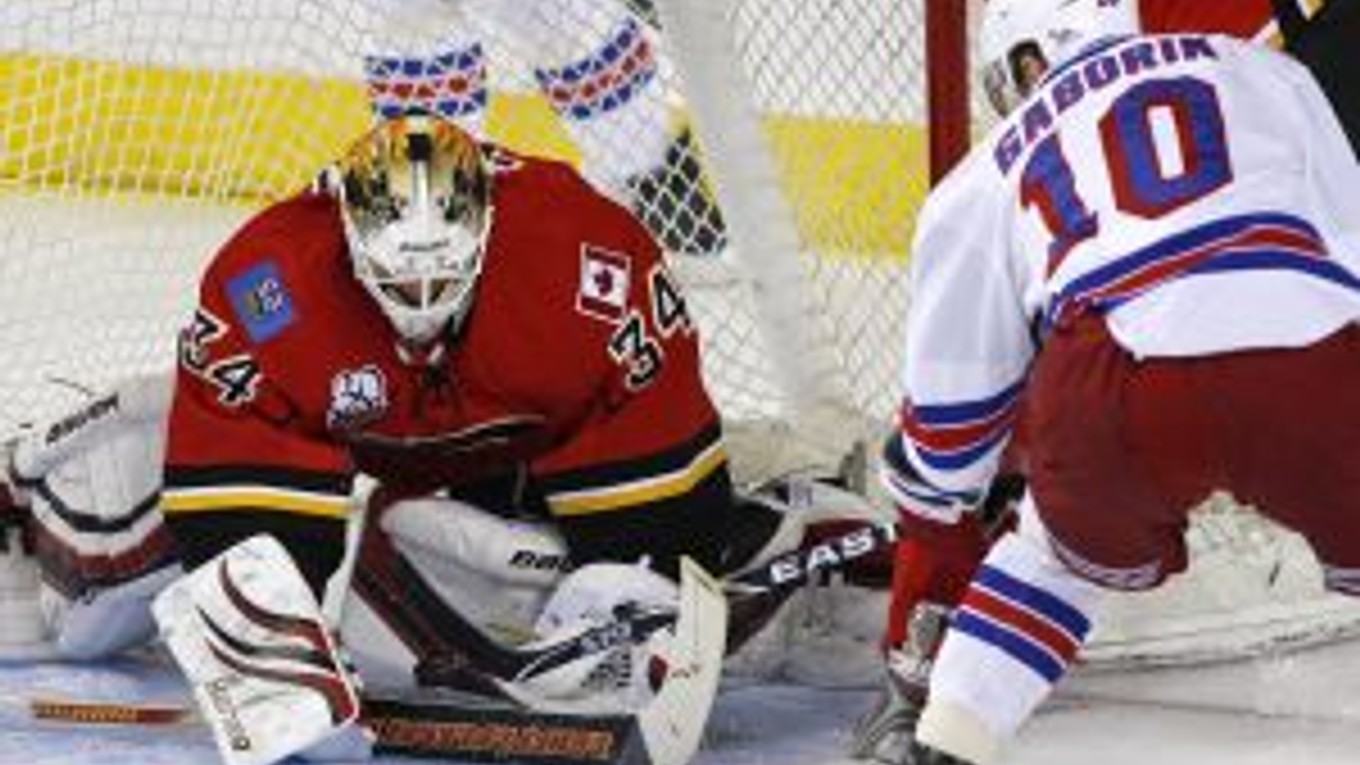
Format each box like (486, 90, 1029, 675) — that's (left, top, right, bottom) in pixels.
(0, 0, 1356, 678)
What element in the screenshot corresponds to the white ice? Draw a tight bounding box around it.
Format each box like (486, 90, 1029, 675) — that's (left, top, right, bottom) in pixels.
(5, 637, 1360, 765)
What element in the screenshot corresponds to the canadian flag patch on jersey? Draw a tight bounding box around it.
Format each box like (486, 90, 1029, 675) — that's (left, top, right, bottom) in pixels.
(576, 245, 632, 323)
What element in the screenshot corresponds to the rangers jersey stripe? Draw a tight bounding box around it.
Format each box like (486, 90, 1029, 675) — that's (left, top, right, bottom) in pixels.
(953, 564, 1092, 683)
(898, 380, 1025, 473)
(1047, 212, 1355, 330)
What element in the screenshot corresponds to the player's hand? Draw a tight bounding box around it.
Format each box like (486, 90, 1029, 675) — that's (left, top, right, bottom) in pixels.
(882, 508, 989, 652)
(895, 510, 987, 579)
(890, 469, 1025, 619)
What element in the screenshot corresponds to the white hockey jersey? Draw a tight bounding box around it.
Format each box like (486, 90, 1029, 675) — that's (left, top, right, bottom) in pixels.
(889, 34, 1360, 511)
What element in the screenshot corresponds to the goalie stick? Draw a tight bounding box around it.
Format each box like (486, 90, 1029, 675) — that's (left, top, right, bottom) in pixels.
(0, 521, 897, 763)
(6, 694, 669, 765)
(6, 694, 652, 763)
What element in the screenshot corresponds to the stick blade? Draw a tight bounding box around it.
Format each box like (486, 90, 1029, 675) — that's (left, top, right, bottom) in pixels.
(635, 556, 728, 765)
(364, 696, 644, 763)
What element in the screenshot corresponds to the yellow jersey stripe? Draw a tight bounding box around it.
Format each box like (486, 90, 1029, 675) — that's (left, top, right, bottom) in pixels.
(161, 487, 349, 519)
(549, 441, 728, 517)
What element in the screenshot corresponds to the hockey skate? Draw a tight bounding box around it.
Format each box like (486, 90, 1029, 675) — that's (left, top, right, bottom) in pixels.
(898, 742, 977, 765)
(627, 127, 728, 255)
(851, 664, 976, 765)
(849, 603, 951, 764)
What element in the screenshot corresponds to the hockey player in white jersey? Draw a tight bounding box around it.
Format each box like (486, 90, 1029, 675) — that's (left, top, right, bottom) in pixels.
(853, 0, 1360, 763)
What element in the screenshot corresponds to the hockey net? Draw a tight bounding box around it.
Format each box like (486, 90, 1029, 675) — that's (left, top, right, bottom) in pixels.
(1, 0, 1356, 682)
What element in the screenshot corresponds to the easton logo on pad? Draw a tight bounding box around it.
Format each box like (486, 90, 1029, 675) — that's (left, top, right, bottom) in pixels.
(576, 245, 631, 323)
(226, 260, 296, 343)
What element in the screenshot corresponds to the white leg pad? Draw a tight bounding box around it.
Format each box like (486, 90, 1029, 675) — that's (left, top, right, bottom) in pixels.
(381, 496, 566, 630)
(0, 536, 50, 660)
(47, 565, 180, 660)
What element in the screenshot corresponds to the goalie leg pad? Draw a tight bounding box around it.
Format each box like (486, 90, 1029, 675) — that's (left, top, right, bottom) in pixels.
(2, 374, 177, 660)
(723, 471, 894, 655)
(45, 565, 180, 661)
(153, 535, 367, 765)
(340, 495, 569, 690)
(0, 497, 48, 659)
(729, 470, 892, 578)
(380, 494, 570, 592)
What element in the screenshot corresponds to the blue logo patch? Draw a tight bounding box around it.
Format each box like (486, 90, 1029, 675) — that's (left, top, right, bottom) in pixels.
(226, 261, 296, 343)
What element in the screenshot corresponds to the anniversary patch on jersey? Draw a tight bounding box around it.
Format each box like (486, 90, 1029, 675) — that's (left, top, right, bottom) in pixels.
(226, 260, 296, 343)
(576, 244, 632, 323)
(326, 365, 389, 432)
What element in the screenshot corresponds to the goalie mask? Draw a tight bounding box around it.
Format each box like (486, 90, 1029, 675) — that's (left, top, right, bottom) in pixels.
(333, 113, 492, 345)
(979, 0, 1141, 117)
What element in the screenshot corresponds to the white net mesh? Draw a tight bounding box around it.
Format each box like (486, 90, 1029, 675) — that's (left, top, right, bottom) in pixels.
(0, 0, 926, 480)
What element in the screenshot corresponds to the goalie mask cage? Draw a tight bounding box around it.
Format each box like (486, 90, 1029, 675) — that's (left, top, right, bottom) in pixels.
(1, 0, 1356, 676)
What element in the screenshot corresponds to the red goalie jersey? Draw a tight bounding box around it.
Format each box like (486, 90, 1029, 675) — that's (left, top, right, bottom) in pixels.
(163, 146, 732, 587)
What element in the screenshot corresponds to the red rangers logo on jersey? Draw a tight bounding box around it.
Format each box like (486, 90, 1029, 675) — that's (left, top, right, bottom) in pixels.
(327, 365, 389, 432)
(576, 245, 631, 323)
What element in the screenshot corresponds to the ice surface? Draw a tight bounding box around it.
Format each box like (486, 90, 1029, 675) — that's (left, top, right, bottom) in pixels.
(6, 638, 1360, 765)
